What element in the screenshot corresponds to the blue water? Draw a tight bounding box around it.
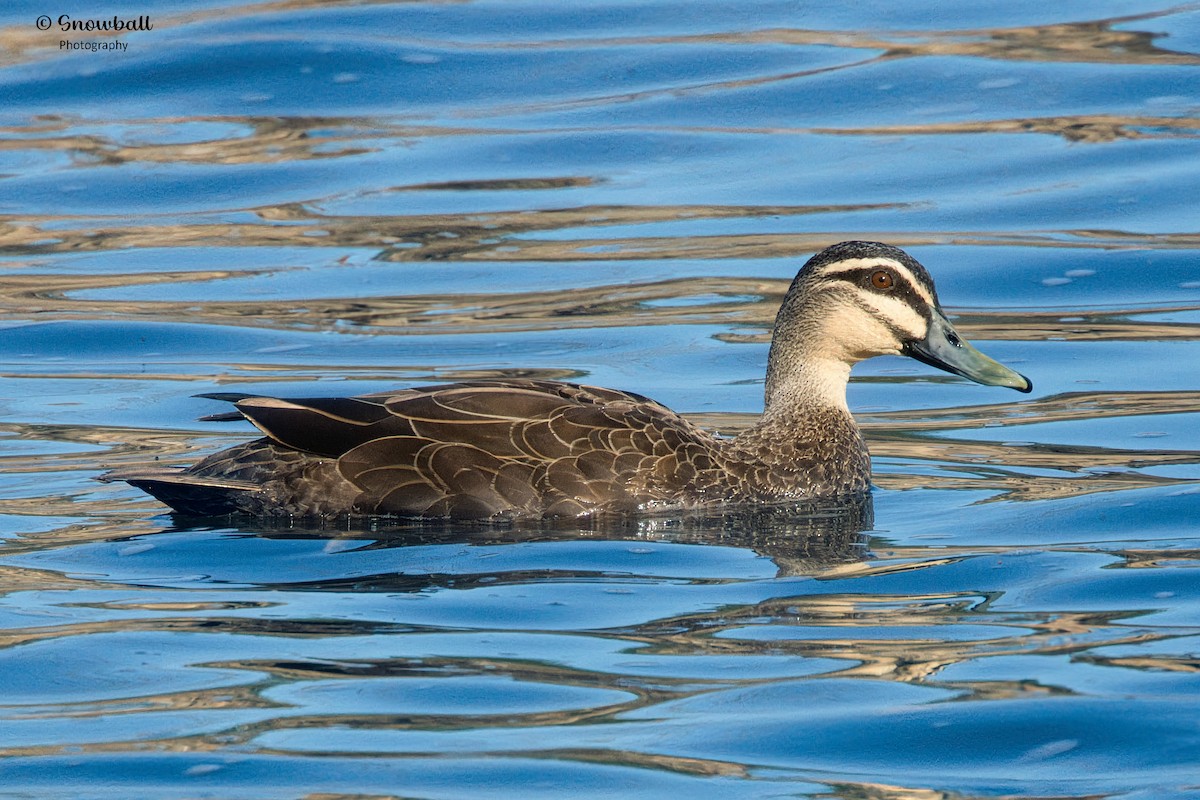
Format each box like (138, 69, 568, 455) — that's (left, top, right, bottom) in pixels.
(2, 2, 1199, 798)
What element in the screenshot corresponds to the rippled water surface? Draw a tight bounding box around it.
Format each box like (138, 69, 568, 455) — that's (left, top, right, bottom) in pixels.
(2, 2, 1200, 798)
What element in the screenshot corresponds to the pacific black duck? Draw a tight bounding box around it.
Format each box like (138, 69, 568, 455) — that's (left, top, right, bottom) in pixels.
(102, 241, 1031, 519)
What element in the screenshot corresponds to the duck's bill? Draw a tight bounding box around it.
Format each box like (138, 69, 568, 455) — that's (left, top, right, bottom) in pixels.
(903, 310, 1032, 393)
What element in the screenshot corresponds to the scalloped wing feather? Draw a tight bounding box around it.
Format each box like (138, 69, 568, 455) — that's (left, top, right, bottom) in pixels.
(118, 380, 726, 519)
(338, 381, 721, 517)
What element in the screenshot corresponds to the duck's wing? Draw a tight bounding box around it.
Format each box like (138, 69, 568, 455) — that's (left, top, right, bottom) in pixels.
(223, 380, 720, 518)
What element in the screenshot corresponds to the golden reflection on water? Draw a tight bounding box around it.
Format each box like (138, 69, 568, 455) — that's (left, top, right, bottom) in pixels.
(0, 116, 382, 166)
(4, 252, 1199, 345)
(501, 8, 1200, 66)
(609, 591, 1169, 686)
(5, 203, 1199, 271)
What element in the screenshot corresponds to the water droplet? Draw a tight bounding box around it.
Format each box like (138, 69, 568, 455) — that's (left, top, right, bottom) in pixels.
(979, 77, 1021, 89)
(1019, 739, 1079, 761)
(184, 764, 223, 777)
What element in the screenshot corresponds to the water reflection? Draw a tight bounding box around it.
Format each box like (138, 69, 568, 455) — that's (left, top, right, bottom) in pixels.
(226, 495, 876, 582)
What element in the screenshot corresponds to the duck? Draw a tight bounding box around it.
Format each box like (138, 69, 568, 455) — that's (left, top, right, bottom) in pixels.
(101, 241, 1031, 520)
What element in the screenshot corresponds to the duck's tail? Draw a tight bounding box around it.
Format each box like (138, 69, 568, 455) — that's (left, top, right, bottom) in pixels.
(98, 468, 259, 517)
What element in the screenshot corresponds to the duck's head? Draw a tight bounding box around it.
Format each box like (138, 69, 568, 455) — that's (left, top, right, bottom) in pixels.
(765, 241, 1031, 407)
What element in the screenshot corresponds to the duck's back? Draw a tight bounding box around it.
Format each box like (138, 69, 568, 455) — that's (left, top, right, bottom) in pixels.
(114, 380, 743, 519)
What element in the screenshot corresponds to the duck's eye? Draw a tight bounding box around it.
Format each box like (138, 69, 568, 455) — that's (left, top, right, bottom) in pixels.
(870, 270, 894, 290)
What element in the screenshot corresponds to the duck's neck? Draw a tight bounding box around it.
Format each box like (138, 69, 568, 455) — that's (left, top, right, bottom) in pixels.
(720, 291, 872, 495)
(762, 356, 853, 420)
(729, 355, 863, 466)
(757, 307, 859, 427)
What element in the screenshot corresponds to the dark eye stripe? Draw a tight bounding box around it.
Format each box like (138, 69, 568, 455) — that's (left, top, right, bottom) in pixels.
(833, 267, 933, 320)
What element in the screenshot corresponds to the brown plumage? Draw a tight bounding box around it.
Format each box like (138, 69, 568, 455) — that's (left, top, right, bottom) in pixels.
(102, 242, 1031, 520)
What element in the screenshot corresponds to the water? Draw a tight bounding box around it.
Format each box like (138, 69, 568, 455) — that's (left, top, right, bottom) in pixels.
(2, 1, 1199, 797)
